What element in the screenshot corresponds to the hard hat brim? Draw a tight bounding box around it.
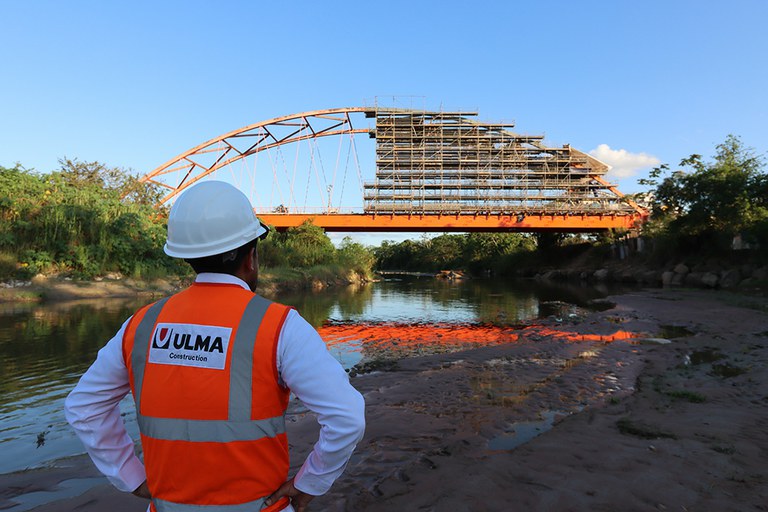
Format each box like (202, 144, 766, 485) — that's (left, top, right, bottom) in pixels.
(164, 220, 268, 259)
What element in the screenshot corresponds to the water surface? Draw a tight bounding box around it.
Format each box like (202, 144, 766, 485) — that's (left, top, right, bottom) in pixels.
(0, 277, 620, 475)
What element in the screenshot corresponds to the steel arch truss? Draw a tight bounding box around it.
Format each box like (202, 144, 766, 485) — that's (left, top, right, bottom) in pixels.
(141, 107, 373, 204)
(141, 106, 647, 232)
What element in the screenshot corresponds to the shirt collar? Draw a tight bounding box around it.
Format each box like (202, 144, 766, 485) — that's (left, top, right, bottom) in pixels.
(195, 273, 251, 291)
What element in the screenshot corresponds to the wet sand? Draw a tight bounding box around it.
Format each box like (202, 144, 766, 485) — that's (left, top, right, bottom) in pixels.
(2, 289, 767, 511)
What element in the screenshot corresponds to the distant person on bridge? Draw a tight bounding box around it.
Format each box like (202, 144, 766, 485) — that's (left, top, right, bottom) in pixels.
(65, 180, 366, 512)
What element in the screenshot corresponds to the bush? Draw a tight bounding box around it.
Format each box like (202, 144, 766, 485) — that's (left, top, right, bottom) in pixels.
(0, 251, 17, 280)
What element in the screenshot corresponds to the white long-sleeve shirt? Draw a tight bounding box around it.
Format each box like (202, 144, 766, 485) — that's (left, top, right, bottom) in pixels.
(65, 273, 365, 505)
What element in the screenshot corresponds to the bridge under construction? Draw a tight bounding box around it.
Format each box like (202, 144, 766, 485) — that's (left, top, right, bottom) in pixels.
(141, 107, 647, 232)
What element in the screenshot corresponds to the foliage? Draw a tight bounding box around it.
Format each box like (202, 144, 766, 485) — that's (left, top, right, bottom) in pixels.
(0, 160, 377, 282)
(373, 233, 536, 274)
(257, 222, 376, 279)
(637, 135, 767, 257)
(259, 221, 335, 268)
(336, 237, 376, 278)
(0, 161, 180, 279)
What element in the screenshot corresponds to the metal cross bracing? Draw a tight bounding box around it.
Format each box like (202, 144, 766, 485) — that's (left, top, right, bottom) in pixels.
(140, 107, 647, 232)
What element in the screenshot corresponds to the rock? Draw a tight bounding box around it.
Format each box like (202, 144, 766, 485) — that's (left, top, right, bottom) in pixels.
(641, 271, 663, 285)
(594, 269, 609, 281)
(684, 272, 704, 287)
(637, 338, 672, 345)
(542, 270, 562, 281)
(662, 271, 675, 286)
(618, 270, 637, 283)
(738, 277, 761, 289)
(674, 263, 690, 274)
(671, 272, 686, 286)
(752, 267, 768, 281)
(720, 269, 742, 289)
(701, 272, 719, 288)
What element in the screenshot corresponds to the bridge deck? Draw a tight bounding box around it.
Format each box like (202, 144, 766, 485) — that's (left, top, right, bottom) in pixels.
(257, 213, 645, 232)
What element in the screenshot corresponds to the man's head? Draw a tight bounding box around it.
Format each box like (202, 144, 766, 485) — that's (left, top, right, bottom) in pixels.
(163, 181, 269, 289)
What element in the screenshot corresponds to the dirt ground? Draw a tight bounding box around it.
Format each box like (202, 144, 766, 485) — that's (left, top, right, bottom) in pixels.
(2, 288, 766, 511)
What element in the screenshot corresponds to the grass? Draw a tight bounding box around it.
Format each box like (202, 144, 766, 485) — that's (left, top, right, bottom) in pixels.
(617, 417, 677, 440)
(665, 390, 706, 403)
(0, 251, 17, 280)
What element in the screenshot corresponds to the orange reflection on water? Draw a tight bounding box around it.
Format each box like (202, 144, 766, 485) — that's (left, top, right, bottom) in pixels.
(521, 327, 643, 343)
(318, 322, 520, 352)
(318, 322, 645, 353)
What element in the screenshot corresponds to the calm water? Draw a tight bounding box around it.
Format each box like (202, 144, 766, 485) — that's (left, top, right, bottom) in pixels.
(0, 277, 620, 476)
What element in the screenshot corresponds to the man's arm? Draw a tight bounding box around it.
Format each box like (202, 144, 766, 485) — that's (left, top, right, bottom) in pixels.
(64, 319, 147, 493)
(275, 310, 366, 496)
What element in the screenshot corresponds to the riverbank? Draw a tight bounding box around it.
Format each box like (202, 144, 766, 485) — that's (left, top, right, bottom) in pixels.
(524, 243, 768, 293)
(2, 288, 766, 511)
(0, 267, 373, 303)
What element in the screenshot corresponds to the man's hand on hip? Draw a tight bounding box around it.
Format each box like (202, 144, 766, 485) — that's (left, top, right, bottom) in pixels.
(132, 480, 151, 500)
(265, 477, 314, 512)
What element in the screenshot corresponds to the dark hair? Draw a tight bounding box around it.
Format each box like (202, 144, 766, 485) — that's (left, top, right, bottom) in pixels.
(185, 238, 259, 275)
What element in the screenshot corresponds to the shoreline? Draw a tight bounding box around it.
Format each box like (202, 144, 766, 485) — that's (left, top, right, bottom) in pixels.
(2, 288, 766, 510)
(0, 269, 374, 304)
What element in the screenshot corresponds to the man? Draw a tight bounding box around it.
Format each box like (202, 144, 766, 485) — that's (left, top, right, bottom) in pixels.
(65, 181, 366, 512)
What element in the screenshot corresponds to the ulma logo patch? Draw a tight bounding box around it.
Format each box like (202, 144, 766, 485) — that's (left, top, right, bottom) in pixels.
(148, 323, 232, 369)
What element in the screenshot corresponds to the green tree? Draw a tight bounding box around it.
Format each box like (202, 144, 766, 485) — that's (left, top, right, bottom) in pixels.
(283, 221, 335, 267)
(336, 237, 375, 277)
(639, 135, 767, 254)
(0, 161, 176, 279)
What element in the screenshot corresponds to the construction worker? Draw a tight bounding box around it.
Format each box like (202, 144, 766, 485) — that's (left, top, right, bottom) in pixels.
(65, 180, 366, 512)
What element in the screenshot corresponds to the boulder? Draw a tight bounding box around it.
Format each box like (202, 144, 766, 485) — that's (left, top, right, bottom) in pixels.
(662, 271, 675, 286)
(684, 272, 704, 287)
(671, 272, 686, 286)
(640, 270, 663, 285)
(738, 277, 761, 289)
(674, 263, 690, 274)
(701, 272, 719, 288)
(541, 270, 562, 281)
(593, 269, 610, 281)
(719, 269, 742, 289)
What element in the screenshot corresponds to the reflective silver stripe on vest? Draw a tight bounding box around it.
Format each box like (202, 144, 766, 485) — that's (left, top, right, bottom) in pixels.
(132, 294, 286, 444)
(228, 295, 272, 421)
(132, 298, 170, 413)
(153, 496, 267, 511)
(137, 414, 284, 442)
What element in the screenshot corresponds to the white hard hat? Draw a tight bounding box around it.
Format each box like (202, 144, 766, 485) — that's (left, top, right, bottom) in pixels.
(163, 181, 268, 259)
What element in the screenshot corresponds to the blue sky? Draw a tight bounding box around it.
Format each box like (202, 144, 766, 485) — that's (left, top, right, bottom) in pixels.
(1, 1, 766, 244)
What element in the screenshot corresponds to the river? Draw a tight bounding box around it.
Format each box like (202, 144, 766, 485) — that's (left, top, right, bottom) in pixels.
(0, 276, 625, 477)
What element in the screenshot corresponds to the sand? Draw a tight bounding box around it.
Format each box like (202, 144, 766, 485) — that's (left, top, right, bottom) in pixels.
(2, 288, 766, 511)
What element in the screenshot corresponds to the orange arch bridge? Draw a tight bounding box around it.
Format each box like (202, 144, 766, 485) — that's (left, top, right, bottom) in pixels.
(140, 107, 647, 232)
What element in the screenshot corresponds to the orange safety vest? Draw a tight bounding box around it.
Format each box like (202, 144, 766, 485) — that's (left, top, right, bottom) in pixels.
(123, 282, 293, 511)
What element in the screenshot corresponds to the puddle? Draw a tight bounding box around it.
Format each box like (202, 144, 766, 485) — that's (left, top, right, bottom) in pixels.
(487, 410, 561, 450)
(586, 298, 616, 312)
(689, 349, 725, 365)
(658, 324, 695, 338)
(711, 363, 748, 378)
(4, 476, 105, 511)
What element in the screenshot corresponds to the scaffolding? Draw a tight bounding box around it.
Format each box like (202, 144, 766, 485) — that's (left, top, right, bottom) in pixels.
(364, 109, 637, 216)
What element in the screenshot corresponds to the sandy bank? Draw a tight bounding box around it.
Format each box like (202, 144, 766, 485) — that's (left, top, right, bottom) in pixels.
(0, 269, 371, 303)
(2, 289, 766, 511)
(0, 275, 183, 303)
